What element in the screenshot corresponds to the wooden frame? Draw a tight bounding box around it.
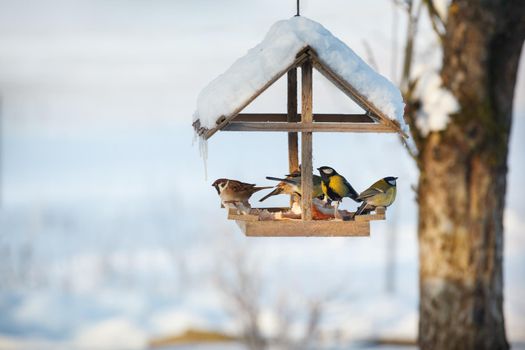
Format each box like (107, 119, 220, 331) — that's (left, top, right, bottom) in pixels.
(222, 122, 397, 133)
(287, 69, 299, 206)
(194, 48, 398, 236)
(227, 207, 386, 237)
(193, 47, 407, 140)
(301, 59, 313, 221)
(238, 220, 370, 237)
(232, 113, 374, 123)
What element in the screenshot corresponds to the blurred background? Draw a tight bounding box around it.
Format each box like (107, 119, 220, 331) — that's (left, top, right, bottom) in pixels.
(0, 0, 523, 349)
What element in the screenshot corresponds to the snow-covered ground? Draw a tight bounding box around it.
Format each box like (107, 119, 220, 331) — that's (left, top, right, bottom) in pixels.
(0, 1, 524, 349)
(0, 126, 423, 349)
(1, 119, 524, 349)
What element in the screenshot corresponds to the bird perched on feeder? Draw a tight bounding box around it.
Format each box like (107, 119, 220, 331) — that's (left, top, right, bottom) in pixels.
(260, 170, 323, 202)
(353, 177, 397, 218)
(317, 166, 361, 219)
(212, 178, 271, 214)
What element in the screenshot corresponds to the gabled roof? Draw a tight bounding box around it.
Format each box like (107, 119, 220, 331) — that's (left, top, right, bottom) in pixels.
(193, 16, 407, 139)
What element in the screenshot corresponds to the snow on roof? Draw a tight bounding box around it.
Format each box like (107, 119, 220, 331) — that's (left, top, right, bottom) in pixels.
(193, 16, 406, 133)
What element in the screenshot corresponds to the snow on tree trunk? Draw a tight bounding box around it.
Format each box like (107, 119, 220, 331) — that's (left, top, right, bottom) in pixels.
(417, 1, 524, 349)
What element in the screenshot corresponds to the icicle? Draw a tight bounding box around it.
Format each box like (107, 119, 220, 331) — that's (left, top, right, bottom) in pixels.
(192, 131, 197, 146)
(198, 136, 209, 181)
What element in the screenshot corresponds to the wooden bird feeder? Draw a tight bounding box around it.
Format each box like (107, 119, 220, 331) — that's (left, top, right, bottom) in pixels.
(193, 18, 407, 237)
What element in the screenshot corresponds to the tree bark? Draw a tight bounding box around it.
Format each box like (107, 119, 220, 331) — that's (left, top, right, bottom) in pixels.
(418, 1, 525, 349)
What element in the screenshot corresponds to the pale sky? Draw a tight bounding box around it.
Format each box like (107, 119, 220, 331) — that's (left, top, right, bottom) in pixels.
(0, 1, 524, 345)
(0, 1, 407, 127)
(0, 0, 523, 209)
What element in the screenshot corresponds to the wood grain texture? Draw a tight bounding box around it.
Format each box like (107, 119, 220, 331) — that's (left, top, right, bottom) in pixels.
(221, 122, 396, 133)
(237, 220, 370, 237)
(232, 113, 374, 123)
(355, 211, 385, 222)
(287, 69, 299, 206)
(301, 59, 313, 221)
(375, 207, 386, 215)
(416, 2, 525, 349)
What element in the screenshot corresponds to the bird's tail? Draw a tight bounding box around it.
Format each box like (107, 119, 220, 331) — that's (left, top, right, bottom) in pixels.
(259, 188, 283, 202)
(353, 202, 368, 219)
(265, 176, 297, 185)
(253, 186, 273, 193)
(347, 185, 362, 203)
(285, 170, 301, 177)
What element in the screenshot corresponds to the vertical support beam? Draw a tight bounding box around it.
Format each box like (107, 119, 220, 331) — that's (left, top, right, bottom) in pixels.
(301, 59, 313, 221)
(287, 69, 299, 206)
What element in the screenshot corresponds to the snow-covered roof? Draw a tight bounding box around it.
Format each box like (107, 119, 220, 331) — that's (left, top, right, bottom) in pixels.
(193, 16, 406, 137)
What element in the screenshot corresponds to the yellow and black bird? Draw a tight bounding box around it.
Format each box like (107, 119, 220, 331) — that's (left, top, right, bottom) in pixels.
(353, 176, 397, 217)
(261, 170, 323, 202)
(317, 166, 361, 218)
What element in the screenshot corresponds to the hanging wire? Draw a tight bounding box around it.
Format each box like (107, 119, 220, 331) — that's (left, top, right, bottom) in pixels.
(295, 0, 300, 16)
(391, 0, 399, 83)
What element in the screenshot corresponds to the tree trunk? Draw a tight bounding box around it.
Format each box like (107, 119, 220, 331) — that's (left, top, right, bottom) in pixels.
(417, 1, 525, 349)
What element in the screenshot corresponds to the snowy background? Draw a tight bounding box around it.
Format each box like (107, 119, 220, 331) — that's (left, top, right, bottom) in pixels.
(0, 0, 524, 349)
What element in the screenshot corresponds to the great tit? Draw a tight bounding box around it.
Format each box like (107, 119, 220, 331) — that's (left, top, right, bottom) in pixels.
(261, 170, 323, 202)
(317, 166, 361, 218)
(354, 176, 397, 217)
(212, 178, 271, 214)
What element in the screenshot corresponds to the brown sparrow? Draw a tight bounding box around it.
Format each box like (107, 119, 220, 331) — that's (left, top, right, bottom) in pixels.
(212, 178, 271, 214)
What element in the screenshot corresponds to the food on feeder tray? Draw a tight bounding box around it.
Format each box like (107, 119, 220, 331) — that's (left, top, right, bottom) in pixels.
(212, 178, 272, 214)
(273, 202, 303, 220)
(318, 166, 361, 219)
(258, 198, 352, 221)
(261, 170, 323, 202)
(311, 198, 354, 220)
(353, 177, 397, 218)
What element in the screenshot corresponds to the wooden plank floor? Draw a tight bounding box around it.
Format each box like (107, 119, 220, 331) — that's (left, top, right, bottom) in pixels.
(236, 219, 370, 237)
(225, 207, 386, 237)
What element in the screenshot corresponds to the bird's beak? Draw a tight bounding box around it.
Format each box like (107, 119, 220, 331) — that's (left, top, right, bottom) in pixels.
(395, 177, 398, 180)
(316, 167, 321, 171)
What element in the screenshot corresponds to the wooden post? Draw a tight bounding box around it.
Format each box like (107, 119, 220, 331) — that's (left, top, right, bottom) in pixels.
(301, 60, 313, 221)
(287, 69, 299, 206)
